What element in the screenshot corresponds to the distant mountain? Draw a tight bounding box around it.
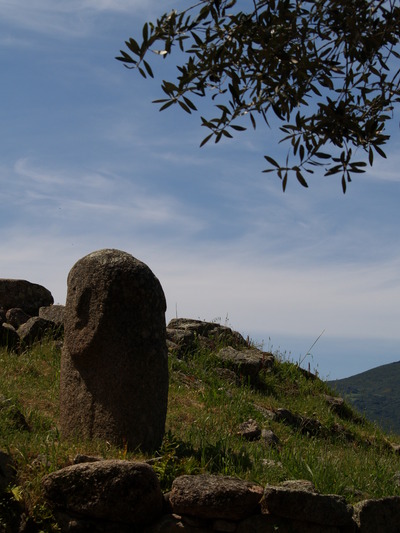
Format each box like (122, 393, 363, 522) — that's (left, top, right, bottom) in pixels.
(328, 361, 400, 435)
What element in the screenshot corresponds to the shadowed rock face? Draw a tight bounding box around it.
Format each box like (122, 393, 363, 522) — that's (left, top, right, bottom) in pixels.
(60, 249, 168, 452)
(0, 279, 53, 316)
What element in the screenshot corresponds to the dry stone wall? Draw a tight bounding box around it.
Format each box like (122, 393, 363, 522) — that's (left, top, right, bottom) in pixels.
(41, 459, 400, 532)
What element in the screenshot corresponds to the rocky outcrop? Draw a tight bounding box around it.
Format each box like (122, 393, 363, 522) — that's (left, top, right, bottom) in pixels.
(0, 285, 61, 350)
(0, 279, 53, 316)
(217, 346, 274, 383)
(167, 318, 248, 356)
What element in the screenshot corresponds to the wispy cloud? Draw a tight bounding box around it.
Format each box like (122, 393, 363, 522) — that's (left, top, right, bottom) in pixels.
(0, 0, 162, 38)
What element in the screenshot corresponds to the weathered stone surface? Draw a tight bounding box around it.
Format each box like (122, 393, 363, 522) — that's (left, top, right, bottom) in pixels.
(5, 308, 31, 329)
(237, 514, 342, 533)
(169, 474, 263, 520)
(0, 450, 15, 492)
(39, 304, 65, 328)
(261, 486, 354, 527)
(353, 496, 400, 533)
(0, 279, 53, 315)
(167, 318, 247, 355)
(60, 249, 168, 452)
(42, 460, 163, 525)
(261, 428, 280, 447)
(0, 322, 19, 350)
(217, 346, 274, 382)
(279, 479, 316, 492)
(17, 316, 56, 345)
(237, 419, 261, 441)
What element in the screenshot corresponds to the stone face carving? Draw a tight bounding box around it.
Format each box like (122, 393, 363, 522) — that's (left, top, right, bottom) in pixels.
(60, 249, 168, 452)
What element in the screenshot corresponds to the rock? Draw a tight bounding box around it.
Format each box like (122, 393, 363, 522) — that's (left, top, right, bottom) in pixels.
(217, 346, 274, 383)
(0, 322, 19, 350)
(237, 513, 342, 533)
(0, 279, 53, 315)
(17, 316, 56, 345)
(169, 474, 263, 520)
(273, 407, 301, 426)
(0, 307, 5, 324)
(0, 450, 16, 492)
(261, 428, 280, 447)
(261, 485, 354, 527)
(60, 249, 168, 452)
(213, 367, 239, 385)
(42, 460, 163, 526)
(5, 308, 31, 329)
(142, 513, 210, 532)
(167, 318, 247, 355)
(73, 454, 102, 464)
(0, 397, 30, 432)
(39, 304, 65, 329)
(353, 496, 400, 533)
(237, 419, 261, 441)
(279, 480, 316, 492)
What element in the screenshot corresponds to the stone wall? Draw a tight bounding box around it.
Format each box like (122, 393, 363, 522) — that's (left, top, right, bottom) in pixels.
(41, 458, 400, 533)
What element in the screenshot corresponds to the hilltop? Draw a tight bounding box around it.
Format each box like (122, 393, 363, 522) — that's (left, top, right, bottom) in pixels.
(329, 361, 400, 435)
(1, 318, 400, 530)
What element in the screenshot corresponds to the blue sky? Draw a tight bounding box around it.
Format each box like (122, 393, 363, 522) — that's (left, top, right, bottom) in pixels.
(1, 0, 400, 379)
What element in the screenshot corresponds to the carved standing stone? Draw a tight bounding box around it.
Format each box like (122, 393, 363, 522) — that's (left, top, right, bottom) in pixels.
(60, 249, 168, 452)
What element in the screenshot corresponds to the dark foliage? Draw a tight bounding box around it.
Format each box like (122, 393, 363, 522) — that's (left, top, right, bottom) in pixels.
(117, 0, 400, 191)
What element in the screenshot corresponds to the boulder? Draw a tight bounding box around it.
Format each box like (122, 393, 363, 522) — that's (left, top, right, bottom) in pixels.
(261, 485, 354, 527)
(169, 474, 263, 520)
(60, 249, 168, 452)
(0, 323, 19, 350)
(17, 316, 56, 345)
(237, 419, 262, 441)
(5, 308, 31, 329)
(0, 279, 53, 315)
(42, 460, 163, 526)
(353, 496, 400, 533)
(39, 304, 65, 329)
(217, 346, 274, 383)
(167, 318, 247, 355)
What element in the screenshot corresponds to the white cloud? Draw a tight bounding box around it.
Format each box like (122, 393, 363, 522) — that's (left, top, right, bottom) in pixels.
(0, 0, 164, 37)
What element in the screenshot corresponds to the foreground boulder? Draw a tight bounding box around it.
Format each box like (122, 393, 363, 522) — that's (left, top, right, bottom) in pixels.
(169, 474, 263, 520)
(353, 496, 400, 533)
(261, 485, 354, 527)
(60, 249, 168, 452)
(42, 460, 163, 528)
(0, 279, 53, 315)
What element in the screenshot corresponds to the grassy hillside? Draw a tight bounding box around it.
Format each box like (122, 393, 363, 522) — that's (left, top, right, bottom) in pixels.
(1, 333, 400, 530)
(328, 361, 400, 435)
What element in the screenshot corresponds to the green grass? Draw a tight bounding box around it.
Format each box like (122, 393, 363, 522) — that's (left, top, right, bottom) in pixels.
(1, 335, 400, 530)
